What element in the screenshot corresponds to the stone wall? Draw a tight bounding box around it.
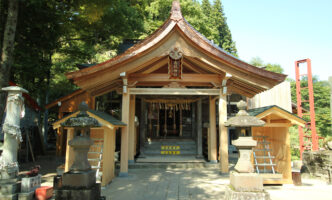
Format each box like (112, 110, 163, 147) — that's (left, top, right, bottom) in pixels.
(302, 151, 332, 182)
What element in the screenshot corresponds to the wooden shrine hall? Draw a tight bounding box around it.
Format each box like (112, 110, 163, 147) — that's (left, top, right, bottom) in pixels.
(47, 1, 292, 185)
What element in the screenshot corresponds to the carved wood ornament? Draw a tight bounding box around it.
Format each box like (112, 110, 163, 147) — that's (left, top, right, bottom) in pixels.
(168, 47, 183, 79)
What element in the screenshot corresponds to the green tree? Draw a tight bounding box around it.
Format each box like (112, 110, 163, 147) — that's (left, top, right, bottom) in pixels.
(211, 0, 237, 56)
(249, 57, 284, 73)
(0, 0, 19, 123)
(201, 0, 212, 17)
(265, 63, 283, 73)
(290, 78, 331, 137)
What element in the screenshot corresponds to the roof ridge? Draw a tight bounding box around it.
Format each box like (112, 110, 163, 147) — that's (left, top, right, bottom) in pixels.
(170, 1, 183, 21)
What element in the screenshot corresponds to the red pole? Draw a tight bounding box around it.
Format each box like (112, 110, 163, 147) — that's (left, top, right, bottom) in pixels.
(306, 59, 319, 150)
(295, 61, 304, 159)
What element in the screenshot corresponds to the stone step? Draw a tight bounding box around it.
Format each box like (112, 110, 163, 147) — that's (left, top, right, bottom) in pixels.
(116, 162, 219, 170)
(144, 140, 196, 145)
(143, 151, 197, 155)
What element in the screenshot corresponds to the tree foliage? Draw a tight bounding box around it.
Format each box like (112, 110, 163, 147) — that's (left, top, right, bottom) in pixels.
(250, 57, 284, 73)
(290, 77, 331, 137)
(2, 0, 239, 108)
(250, 57, 331, 138)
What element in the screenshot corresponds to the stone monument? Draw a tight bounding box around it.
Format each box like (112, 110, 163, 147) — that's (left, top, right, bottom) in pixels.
(224, 100, 270, 200)
(54, 102, 104, 200)
(0, 86, 27, 200)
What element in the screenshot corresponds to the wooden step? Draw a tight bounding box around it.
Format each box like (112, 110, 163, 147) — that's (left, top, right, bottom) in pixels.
(255, 156, 275, 159)
(254, 163, 276, 166)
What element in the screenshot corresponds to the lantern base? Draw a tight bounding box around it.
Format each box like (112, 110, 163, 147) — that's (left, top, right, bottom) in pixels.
(62, 170, 96, 188)
(230, 171, 263, 192)
(54, 170, 104, 200)
(225, 185, 270, 200)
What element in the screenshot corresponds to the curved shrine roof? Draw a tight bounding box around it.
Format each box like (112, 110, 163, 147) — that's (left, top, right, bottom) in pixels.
(66, 1, 286, 97)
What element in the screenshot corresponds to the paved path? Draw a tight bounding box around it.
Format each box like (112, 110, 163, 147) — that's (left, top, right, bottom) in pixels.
(102, 168, 332, 200)
(102, 168, 228, 200)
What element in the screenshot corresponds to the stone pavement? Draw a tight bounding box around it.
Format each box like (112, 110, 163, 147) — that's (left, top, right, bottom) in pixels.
(102, 168, 228, 200)
(102, 168, 332, 200)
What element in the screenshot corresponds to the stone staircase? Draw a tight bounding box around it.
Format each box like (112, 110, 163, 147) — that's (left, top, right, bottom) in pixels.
(142, 140, 197, 156)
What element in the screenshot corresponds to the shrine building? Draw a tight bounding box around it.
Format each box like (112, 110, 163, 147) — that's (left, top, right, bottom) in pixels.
(47, 1, 305, 186)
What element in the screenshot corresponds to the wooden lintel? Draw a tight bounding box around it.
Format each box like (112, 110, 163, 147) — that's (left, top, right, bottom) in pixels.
(128, 73, 222, 84)
(128, 88, 220, 95)
(133, 81, 213, 87)
(141, 58, 168, 74)
(264, 123, 292, 127)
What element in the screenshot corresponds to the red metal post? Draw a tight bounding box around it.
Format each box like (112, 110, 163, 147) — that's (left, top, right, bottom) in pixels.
(295, 61, 304, 159)
(295, 59, 319, 160)
(306, 59, 318, 150)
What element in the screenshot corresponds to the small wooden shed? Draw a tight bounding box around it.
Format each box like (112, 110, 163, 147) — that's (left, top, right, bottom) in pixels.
(248, 105, 306, 184)
(53, 109, 126, 186)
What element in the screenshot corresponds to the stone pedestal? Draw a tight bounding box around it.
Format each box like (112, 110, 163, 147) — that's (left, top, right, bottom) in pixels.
(232, 137, 257, 173)
(0, 178, 20, 200)
(62, 170, 96, 188)
(54, 183, 101, 200)
(230, 172, 263, 192)
(226, 171, 270, 200)
(54, 170, 100, 200)
(225, 186, 270, 200)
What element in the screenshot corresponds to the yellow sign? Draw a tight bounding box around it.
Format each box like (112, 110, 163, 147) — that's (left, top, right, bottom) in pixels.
(161, 151, 180, 155)
(161, 146, 180, 150)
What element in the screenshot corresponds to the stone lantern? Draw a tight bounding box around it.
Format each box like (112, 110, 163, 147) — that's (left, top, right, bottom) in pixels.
(54, 102, 104, 200)
(224, 100, 270, 200)
(0, 86, 27, 200)
(225, 100, 265, 173)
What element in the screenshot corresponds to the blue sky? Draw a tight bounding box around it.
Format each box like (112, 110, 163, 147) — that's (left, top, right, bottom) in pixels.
(221, 0, 332, 81)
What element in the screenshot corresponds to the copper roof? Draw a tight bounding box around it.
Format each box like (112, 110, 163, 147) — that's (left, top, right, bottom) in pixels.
(66, 1, 286, 94)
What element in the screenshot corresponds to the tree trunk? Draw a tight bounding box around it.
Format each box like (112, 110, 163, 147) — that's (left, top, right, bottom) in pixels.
(0, 0, 18, 123)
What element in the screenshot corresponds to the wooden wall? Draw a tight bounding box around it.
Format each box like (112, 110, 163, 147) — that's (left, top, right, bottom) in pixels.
(59, 91, 94, 114)
(248, 81, 292, 112)
(252, 126, 292, 184)
(55, 91, 94, 156)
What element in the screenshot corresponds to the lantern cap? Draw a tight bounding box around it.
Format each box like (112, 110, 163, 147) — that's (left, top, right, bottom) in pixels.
(61, 102, 101, 128)
(225, 100, 265, 127)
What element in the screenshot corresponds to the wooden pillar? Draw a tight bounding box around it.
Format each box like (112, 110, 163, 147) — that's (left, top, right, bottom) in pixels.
(209, 96, 217, 162)
(219, 92, 229, 173)
(56, 112, 64, 156)
(128, 95, 136, 163)
(64, 128, 75, 172)
(196, 99, 203, 158)
(139, 99, 146, 158)
(191, 103, 196, 138)
(120, 92, 130, 176)
(285, 127, 292, 184)
(102, 127, 116, 186)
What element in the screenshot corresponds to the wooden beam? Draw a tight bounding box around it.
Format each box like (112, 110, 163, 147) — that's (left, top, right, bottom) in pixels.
(128, 95, 136, 162)
(185, 56, 226, 74)
(219, 91, 229, 173)
(128, 88, 220, 95)
(120, 92, 130, 176)
(65, 128, 75, 172)
(182, 58, 209, 74)
(256, 107, 306, 127)
(134, 81, 213, 87)
(141, 57, 168, 74)
(264, 123, 292, 127)
(129, 73, 222, 84)
(209, 96, 217, 162)
(101, 127, 116, 186)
